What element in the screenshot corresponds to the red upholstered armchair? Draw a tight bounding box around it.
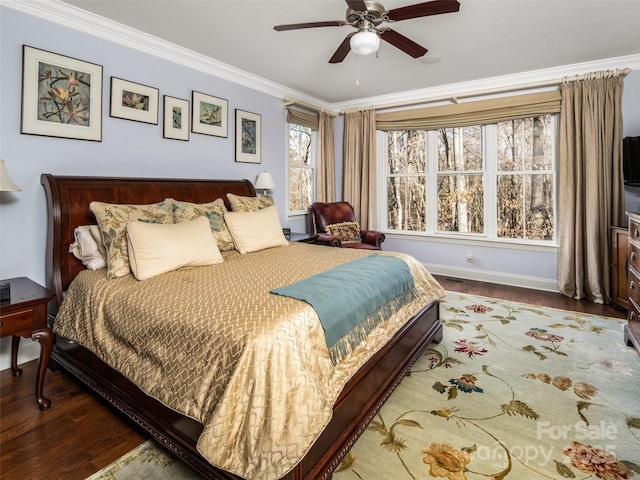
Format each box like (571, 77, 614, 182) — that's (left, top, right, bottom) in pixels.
(308, 202, 385, 250)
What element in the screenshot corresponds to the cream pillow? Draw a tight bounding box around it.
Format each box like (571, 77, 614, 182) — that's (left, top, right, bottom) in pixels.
(69, 225, 107, 270)
(126, 216, 223, 281)
(171, 198, 235, 251)
(226, 193, 274, 212)
(90, 199, 174, 279)
(224, 205, 288, 254)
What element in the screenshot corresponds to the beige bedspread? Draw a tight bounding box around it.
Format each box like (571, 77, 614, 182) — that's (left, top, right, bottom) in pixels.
(53, 243, 445, 479)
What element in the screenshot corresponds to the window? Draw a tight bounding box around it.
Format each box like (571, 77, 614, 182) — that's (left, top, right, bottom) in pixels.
(287, 122, 316, 215)
(495, 117, 555, 241)
(381, 114, 557, 244)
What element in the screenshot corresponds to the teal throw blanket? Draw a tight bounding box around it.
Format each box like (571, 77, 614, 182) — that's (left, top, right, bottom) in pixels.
(271, 254, 416, 364)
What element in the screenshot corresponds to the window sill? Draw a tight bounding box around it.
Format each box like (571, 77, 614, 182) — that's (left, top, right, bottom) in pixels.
(383, 231, 558, 252)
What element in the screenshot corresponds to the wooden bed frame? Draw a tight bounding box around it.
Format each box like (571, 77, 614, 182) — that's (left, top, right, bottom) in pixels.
(41, 173, 442, 480)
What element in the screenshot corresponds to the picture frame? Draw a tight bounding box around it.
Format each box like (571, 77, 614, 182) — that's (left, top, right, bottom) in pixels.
(235, 109, 261, 164)
(21, 45, 103, 141)
(163, 95, 189, 141)
(110, 77, 159, 124)
(191, 91, 228, 137)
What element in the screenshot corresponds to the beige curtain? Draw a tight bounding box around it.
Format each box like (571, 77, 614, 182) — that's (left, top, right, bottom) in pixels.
(376, 91, 561, 130)
(317, 111, 336, 202)
(286, 108, 317, 129)
(557, 74, 625, 304)
(343, 108, 377, 229)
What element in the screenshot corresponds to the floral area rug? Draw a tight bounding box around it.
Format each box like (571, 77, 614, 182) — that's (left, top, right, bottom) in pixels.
(87, 292, 640, 480)
(85, 439, 202, 480)
(333, 292, 640, 480)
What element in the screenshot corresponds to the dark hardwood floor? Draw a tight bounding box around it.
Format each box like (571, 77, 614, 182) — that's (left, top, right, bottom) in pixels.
(437, 276, 627, 319)
(0, 277, 627, 480)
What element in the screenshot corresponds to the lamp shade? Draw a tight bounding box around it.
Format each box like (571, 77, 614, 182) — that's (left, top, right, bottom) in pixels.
(0, 159, 21, 192)
(350, 30, 380, 56)
(255, 172, 275, 190)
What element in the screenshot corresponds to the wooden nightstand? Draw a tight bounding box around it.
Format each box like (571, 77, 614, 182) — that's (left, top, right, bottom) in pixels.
(0, 277, 55, 409)
(287, 232, 319, 243)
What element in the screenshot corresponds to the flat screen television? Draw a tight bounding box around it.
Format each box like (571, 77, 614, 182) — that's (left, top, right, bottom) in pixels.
(624, 136, 640, 185)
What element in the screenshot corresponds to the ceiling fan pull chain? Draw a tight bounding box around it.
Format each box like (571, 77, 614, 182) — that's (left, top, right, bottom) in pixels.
(355, 54, 360, 86)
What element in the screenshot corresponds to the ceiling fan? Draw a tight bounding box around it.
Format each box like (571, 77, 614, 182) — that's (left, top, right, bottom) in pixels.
(273, 0, 460, 64)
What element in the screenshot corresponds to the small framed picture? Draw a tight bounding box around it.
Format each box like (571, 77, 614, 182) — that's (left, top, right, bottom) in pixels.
(191, 91, 228, 137)
(163, 95, 189, 141)
(109, 77, 159, 124)
(21, 45, 103, 141)
(235, 109, 261, 164)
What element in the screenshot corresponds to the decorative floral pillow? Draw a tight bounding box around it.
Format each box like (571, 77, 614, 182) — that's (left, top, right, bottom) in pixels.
(325, 221, 362, 244)
(171, 198, 235, 251)
(90, 199, 174, 279)
(226, 193, 274, 212)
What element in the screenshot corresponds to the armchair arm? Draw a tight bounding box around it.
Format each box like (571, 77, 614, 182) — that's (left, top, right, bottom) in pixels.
(314, 233, 343, 247)
(360, 230, 386, 249)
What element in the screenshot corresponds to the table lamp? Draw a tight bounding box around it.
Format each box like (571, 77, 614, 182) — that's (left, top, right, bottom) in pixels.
(255, 171, 275, 197)
(1, 159, 21, 301)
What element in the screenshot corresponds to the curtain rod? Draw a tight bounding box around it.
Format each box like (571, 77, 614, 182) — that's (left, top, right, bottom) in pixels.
(282, 97, 337, 116)
(347, 67, 631, 113)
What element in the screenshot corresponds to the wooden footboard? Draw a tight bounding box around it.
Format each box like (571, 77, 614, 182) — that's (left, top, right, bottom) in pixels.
(41, 173, 443, 480)
(50, 300, 441, 480)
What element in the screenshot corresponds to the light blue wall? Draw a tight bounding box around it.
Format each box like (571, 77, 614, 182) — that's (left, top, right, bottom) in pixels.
(0, 6, 292, 287)
(0, 6, 295, 367)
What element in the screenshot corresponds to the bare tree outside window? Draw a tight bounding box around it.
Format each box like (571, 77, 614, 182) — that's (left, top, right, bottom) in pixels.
(496, 115, 554, 241)
(386, 130, 427, 230)
(383, 115, 556, 243)
(437, 126, 484, 233)
(288, 123, 314, 213)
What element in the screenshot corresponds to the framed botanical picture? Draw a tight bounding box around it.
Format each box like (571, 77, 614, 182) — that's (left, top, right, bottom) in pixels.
(191, 91, 228, 137)
(235, 109, 261, 164)
(110, 77, 159, 124)
(163, 96, 189, 141)
(21, 45, 103, 141)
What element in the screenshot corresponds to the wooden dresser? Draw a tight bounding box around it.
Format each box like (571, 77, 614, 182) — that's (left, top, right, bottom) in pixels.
(611, 226, 628, 309)
(625, 212, 640, 353)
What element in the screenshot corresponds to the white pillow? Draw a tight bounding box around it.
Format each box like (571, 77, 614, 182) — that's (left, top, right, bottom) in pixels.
(126, 216, 223, 281)
(224, 205, 289, 254)
(69, 225, 107, 270)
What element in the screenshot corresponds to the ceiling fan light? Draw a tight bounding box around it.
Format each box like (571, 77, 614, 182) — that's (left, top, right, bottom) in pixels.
(350, 30, 380, 56)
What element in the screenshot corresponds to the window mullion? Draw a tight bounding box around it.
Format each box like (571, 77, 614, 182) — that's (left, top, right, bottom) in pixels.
(484, 124, 497, 240)
(376, 130, 388, 229)
(426, 130, 438, 234)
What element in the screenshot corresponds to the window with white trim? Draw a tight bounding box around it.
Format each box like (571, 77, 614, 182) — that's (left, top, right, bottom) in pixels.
(287, 122, 317, 215)
(380, 114, 557, 244)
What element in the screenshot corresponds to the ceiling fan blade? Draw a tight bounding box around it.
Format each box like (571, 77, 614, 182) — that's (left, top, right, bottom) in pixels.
(345, 0, 368, 10)
(387, 0, 460, 21)
(329, 33, 355, 64)
(380, 29, 428, 58)
(274, 20, 346, 31)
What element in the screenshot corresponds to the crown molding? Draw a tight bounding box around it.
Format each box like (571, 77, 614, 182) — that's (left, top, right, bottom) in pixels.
(3, 0, 638, 114)
(332, 53, 640, 111)
(1, 0, 332, 110)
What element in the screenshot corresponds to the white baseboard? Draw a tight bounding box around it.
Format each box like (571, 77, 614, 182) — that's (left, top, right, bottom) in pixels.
(425, 262, 559, 292)
(0, 337, 41, 372)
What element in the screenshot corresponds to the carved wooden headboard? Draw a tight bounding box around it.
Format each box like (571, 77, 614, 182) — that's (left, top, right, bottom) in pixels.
(41, 174, 256, 309)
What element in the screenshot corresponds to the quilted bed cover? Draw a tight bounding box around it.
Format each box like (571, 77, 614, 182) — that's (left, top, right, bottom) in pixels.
(53, 242, 445, 479)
